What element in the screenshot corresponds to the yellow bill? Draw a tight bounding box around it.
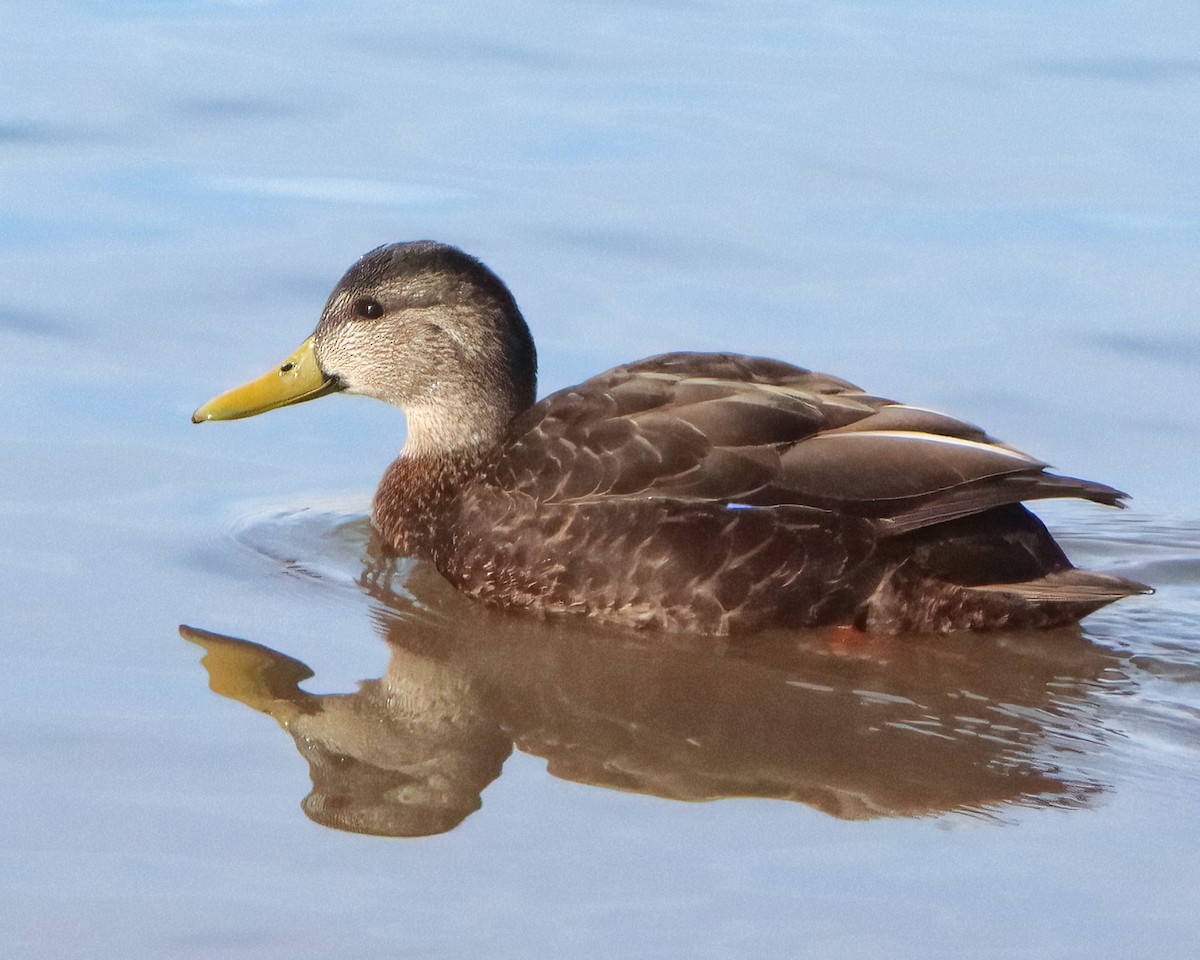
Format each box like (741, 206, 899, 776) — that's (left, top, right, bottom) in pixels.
(192, 336, 342, 423)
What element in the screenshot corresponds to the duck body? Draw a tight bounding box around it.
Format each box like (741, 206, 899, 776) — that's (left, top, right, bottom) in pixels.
(195, 242, 1149, 634)
(374, 351, 1142, 633)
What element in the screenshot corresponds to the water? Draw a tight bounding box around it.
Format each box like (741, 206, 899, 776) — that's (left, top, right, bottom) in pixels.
(3, 1, 1199, 957)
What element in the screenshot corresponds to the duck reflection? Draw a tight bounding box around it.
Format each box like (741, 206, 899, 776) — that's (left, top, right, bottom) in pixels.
(182, 548, 1126, 838)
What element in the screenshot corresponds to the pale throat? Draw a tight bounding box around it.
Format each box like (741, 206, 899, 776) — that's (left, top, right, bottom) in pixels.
(400, 401, 513, 460)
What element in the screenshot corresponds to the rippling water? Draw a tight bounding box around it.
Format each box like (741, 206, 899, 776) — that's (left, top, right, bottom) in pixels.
(4, 1, 1199, 957)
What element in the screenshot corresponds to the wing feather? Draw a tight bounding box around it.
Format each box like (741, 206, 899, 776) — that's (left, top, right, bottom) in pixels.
(775, 432, 1044, 503)
(488, 352, 1125, 527)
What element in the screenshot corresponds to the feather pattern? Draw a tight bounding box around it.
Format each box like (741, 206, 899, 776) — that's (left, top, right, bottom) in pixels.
(414, 351, 1144, 632)
(487, 352, 1120, 524)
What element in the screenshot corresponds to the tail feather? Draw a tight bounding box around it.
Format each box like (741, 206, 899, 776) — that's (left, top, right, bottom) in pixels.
(969, 569, 1152, 604)
(860, 564, 1152, 632)
(882, 472, 1129, 537)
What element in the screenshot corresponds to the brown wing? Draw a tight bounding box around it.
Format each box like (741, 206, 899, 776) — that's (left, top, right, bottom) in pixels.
(489, 351, 1126, 533)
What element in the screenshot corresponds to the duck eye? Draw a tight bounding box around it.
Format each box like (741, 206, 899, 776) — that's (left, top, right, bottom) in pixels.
(353, 298, 384, 320)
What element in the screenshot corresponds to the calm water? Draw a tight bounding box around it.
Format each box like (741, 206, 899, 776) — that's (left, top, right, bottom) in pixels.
(3, 1, 1200, 957)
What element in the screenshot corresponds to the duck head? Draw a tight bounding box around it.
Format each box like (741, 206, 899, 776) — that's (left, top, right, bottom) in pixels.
(193, 242, 538, 455)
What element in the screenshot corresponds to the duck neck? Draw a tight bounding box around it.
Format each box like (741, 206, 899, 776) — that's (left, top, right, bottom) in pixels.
(399, 400, 515, 459)
(372, 379, 533, 555)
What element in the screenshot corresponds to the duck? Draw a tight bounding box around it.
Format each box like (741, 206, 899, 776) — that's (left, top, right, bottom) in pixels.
(194, 241, 1149, 634)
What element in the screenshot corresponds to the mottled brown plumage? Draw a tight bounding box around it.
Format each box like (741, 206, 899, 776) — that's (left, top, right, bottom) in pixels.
(197, 241, 1151, 633)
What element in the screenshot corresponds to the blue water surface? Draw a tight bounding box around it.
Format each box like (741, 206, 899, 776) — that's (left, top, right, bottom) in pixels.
(2, 2, 1199, 958)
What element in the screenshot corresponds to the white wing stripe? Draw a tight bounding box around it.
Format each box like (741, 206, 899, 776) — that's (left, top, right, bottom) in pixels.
(813, 430, 1042, 463)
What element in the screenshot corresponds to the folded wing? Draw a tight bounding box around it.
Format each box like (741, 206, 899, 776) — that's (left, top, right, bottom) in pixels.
(490, 352, 1126, 534)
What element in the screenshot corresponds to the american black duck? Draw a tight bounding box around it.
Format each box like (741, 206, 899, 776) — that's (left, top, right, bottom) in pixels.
(194, 241, 1149, 633)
